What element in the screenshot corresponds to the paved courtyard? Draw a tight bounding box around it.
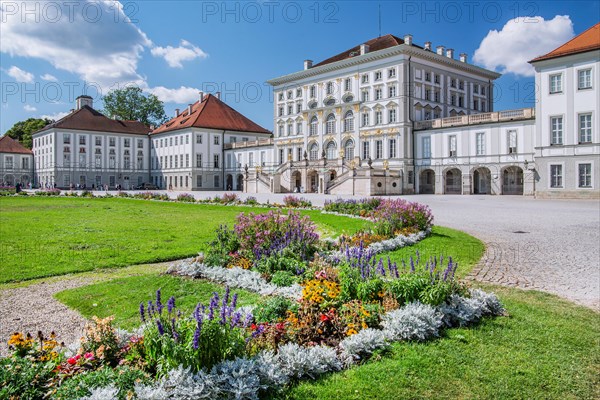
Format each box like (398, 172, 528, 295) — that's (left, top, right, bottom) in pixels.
(116, 190, 597, 310)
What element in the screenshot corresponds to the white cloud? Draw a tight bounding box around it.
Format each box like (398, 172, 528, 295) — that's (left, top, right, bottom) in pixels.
(0, 1, 151, 90)
(24, 105, 37, 112)
(473, 15, 574, 77)
(151, 39, 208, 68)
(147, 85, 202, 103)
(41, 73, 58, 82)
(6, 66, 34, 83)
(41, 111, 69, 121)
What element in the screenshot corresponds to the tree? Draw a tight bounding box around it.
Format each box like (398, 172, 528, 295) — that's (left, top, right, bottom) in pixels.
(102, 86, 167, 127)
(4, 118, 53, 149)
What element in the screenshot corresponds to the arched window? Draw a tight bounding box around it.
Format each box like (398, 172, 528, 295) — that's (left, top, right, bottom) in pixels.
(344, 111, 354, 132)
(309, 116, 318, 136)
(325, 113, 336, 134)
(309, 143, 319, 161)
(344, 139, 355, 159)
(326, 141, 337, 160)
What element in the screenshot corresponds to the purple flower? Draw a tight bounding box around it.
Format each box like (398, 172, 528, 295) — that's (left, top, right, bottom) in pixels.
(167, 296, 176, 314)
(156, 319, 164, 336)
(230, 293, 238, 310)
(139, 302, 146, 323)
(156, 289, 163, 314)
(192, 325, 201, 349)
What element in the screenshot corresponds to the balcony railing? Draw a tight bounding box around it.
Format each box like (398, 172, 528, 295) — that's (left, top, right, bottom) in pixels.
(223, 138, 273, 150)
(414, 108, 535, 130)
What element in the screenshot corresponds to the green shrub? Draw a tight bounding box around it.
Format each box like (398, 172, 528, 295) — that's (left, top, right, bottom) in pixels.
(0, 356, 58, 399)
(253, 296, 295, 323)
(256, 254, 303, 276)
(270, 270, 297, 287)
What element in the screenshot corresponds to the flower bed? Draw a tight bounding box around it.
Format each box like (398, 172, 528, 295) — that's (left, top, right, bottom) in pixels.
(1, 199, 506, 399)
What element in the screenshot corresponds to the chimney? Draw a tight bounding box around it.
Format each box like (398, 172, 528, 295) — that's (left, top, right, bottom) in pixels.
(199, 91, 204, 101)
(76, 95, 93, 110)
(436, 46, 445, 56)
(459, 53, 468, 63)
(216, 91, 221, 100)
(175, 108, 180, 118)
(360, 44, 370, 55)
(304, 59, 313, 70)
(424, 41, 432, 51)
(187, 104, 193, 114)
(446, 48, 454, 59)
(404, 34, 413, 46)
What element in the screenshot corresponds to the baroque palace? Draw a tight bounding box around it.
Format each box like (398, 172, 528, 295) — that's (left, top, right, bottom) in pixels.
(2, 23, 595, 198)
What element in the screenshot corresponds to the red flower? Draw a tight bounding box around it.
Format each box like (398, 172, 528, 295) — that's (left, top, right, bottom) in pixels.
(275, 322, 285, 331)
(74, 354, 81, 360)
(251, 323, 257, 331)
(320, 314, 329, 322)
(67, 357, 76, 365)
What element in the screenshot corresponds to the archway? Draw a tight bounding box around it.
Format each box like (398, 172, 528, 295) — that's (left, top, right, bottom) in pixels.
(502, 166, 524, 195)
(236, 174, 244, 191)
(226, 174, 233, 191)
(419, 169, 435, 194)
(20, 175, 30, 186)
(291, 171, 302, 193)
(307, 170, 319, 193)
(4, 175, 14, 186)
(444, 168, 462, 194)
(472, 167, 491, 194)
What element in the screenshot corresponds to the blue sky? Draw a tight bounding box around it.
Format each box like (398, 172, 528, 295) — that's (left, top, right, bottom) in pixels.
(1, 1, 599, 134)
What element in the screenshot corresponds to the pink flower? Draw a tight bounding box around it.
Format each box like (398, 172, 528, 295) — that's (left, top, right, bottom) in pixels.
(84, 352, 94, 360)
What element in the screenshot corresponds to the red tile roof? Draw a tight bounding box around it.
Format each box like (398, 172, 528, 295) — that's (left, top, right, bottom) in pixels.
(151, 94, 271, 135)
(0, 135, 33, 154)
(313, 34, 405, 68)
(530, 23, 600, 63)
(36, 106, 151, 135)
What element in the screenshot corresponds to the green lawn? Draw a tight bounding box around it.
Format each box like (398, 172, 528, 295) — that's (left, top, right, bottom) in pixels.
(55, 274, 261, 330)
(279, 285, 600, 400)
(0, 197, 370, 283)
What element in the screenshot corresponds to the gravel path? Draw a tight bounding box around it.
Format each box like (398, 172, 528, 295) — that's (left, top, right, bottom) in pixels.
(0, 279, 90, 356)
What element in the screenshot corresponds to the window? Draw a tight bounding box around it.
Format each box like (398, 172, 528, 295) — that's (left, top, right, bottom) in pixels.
(344, 78, 351, 91)
(288, 105, 293, 115)
(344, 111, 354, 132)
(169, 155, 173, 168)
(362, 141, 370, 160)
(287, 91, 293, 99)
(278, 107, 283, 117)
(196, 134, 202, 144)
(137, 139, 143, 148)
(578, 163, 592, 188)
(214, 136, 219, 145)
(310, 85, 316, 98)
(79, 136, 86, 145)
(196, 175, 202, 187)
(184, 154, 189, 168)
(425, 72, 431, 81)
(279, 149, 284, 165)
(578, 69, 592, 89)
(474, 84, 479, 94)
(278, 92, 284, 101)
(213, 154, 219, 168)
(361, 90, 369, 102)
(124, 138, 130, 147)
(549, 74, 562, 94)
(326, 142, 337, 159)
(422, 137, 431, 158)
(551, 116, 563, 145)
(344, 139, 355, 159)
(375, 111, 383, 125)
(326, 82, 334, 95)
(174, 155, 178, 168)
(5, 156, 13, 169)
(95, 154, 101, 168)
(449, 135, 457, 157)
(309, 117, 318, 136)
(79, 153, 86, 168)
(296, 88, 302, 97)
(185, 135, 189, 145)
(63, 134, 70, 144)
(458, 96, 464, 107)
(95, 136, 101, 146)
(389, 139, 396, 158)
(64, 154, 71, 166)
(450, 94, 456, 106)
(296, 103, 302, 113)
(309, 143, 319, 160)
(248, 152, 254, 167)
(476, 132, 485, 155)
(214, 175, 220, 187)
(389, 86, 396, 98)
(459, 81, 464, 90)
(361, 74, 369, 84)
(550, 165, 563, 188)
(278, 125, 284, 137)
(473, 99, 479, 111)
(388, 68, 396, 78)
(296, 122, 303, 135)
(375, 140, 382, 159)
(375, 89, 382, 100)
(481, 86, 486, 95)
(326, 114, 336, 134)
(179, 154, 183, 168)
(508, 130, 517, 154)
(374, 71, 382, 81)
(579, 113, 592, 143)
(388, 109, 396, 123)
(450, 78, 456, 88)
(196, 154, 202, 168)
(287, 123, 293, 136)
(22, 158, 29, 169)
(434, 75, 440, 84)
(434, 91, 440, 103)
(362, 112, 370, 127)
(425, 89, 431, 101)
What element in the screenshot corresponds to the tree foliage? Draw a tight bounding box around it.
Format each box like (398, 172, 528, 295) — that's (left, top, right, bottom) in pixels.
(102, 86, 167, 127)
(4, 118, 53, 149)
